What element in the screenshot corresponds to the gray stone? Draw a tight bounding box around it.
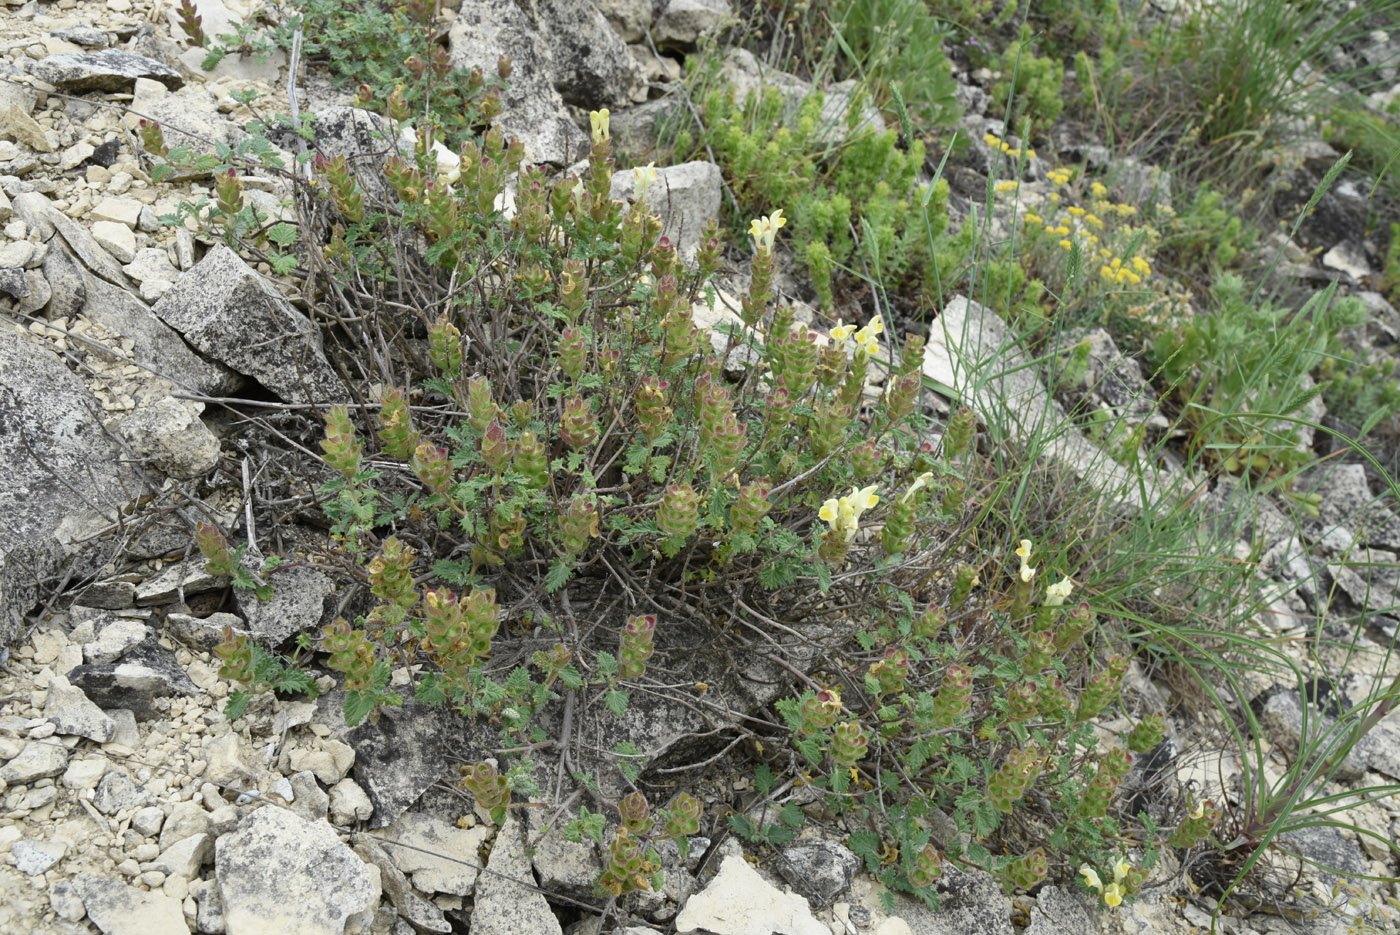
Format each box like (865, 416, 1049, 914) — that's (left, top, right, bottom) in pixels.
(131, 805, 165, 836)
(83, 618, 149, 664)
(49, 879, 87, 922)
(329, 691, 504, 826)
(1277, 826, 1368, 888)
(116, 396, 221, 479)
(0, 265, 27, 298)
(596, 0, 652, 42)
(1108, 157, 1172, 209)
(43, 673, 116, 741)
(164, 611, 250, 652)
(472, 811, 563, 935)
(129, 84, 246, 164)
(72, 875, 190, 935)
(233, 555, 333, 646)
(378, 812, 491, 896)
(776, 840, 860, 908)
(91, 219, 136, 263)
(449, 0, 589, 167)
(93, 769, 153, 815)
(1259, 689, 1368, 782)
(11, 837, 66, 874)
(30, 50, 184, 93)
(137, 560, 227, 605)
(39, 239, 86, 319)
(0, 736, 69, 784)
(61, 754, 110, 789)
(154, 832, 213, 880)
(1025, 885, 1094, 935)
(12, 190, 130, 286)
(889, 865, 1015, 935)
(610, 161, 722, 262)
(73, 579, 136, 609)
(288, 770, 329, 822)
(152, 244, 344, 404)
(528, 808, 603, 904)
(190, 878, 226, 934)
(0, 240, 36, 268)
(51, 27, 111, 48)
(161, 800, 212, 850)
(68, 636, 199, 718)
(216, 806, 380, 935)
(675, 852, 826, 935)
(534, 0, 646, 107)
(654, 0, 732, 44)
(0, 329, 138, 647)
(922, 296, 1165, 513)
(353, 836, 451, 934)
(122, 246, 180, 284)
(329, 778, 374, 825)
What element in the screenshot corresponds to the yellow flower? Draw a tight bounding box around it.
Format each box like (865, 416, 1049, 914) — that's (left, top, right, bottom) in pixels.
(749, 209, 787, 252)
(1090, 181, 1108, 198)
(1067, 206, 1086, 217)
(984, 133, 1002, 147)
(1080, 866, 1103, 892)
(589, 109, 610, 144)
(1045, 576, 1074, 606)
(1059, 239, 1073, 250)
(829, 319, 854, 341)
(1023, 212, 1043, 225)
(633, 162, 657, 203)
(901, 471, 934, 504)
(1103, 883, 1124, 907)
(1053, 225, 1071, 236)
(1113, 859, 1131, 883)
(995, 180, 1019, 193)
(1131, 256, 1151, 276)
(822, 485, 880, 540)
(852, 317, 883, 353)
(1048, 192, 1061, 203)
(1015, 538, 1035, 583)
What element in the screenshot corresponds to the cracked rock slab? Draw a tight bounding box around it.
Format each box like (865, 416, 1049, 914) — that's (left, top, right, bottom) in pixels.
(216, 806, 380, 935)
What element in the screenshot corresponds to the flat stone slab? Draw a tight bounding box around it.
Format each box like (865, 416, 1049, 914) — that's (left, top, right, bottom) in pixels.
(30, 50, 184, 93)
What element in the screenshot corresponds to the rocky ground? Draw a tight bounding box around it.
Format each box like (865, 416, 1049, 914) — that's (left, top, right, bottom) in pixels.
(3, 0, 1400, 933)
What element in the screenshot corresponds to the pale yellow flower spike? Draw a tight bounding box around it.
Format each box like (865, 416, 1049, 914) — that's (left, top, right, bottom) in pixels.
(1044, 576, 1074, 607)
(749, 209, 787, 252)
(589, 109, 610, 144)
(633, 162, 657, 204)
(829, 319, 854, 341)
(1103, 883, 1124, 907)
(1080, 866, 1102, 892)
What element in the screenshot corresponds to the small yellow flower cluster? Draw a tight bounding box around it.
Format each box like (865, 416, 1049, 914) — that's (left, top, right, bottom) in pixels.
(1097, 254, 1152, 286)
(983, 133, 1037, 160)
(995, 180, 1020, 193)
(749, 209, 786, 253)
(589, 109, 610, 145)
(819, 485, 880, 541)
(1080, 859, 1132, 908)
(829, 316, 883, 355)
(633, 162, 657, 204)
(1046, 167, 1073, 185)
(1015, 538, 1035, 584)
(1044, 576, 1073, 606)
(1090, 181, 1108, 198)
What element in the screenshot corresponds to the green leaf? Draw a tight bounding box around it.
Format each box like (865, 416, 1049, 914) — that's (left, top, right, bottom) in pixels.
(605, 688, 628, 717)
(973, 802, 1001, 837)
(728, 813, 759, 841)
(613, 742, 643, 783)
(764, 824, 797, 846)
(343, 690, 375, 727)
(778, 802, 805, 829)
(814, 562, 833, 594)
(754, 763, 775, 795)
(267, 222, 299, 246)
(557, 665, 583, 691)
(151, 163, 175, 183)
(545, 560, 572, 593)
(416, 673, 447, 706)
(224, 689, 251, 721)
(595, 651, 618, 678)
(847, 830, 882, 871)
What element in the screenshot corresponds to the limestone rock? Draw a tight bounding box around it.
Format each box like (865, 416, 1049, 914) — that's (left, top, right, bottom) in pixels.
(43, 673, 116, 741)
(775, 840, 860, 908)
(448, 0, 588, 167)
(152, 244, 344, 404)
(0, 329, 137, 647)
(674, 852, 827, 935)
(471, 811, 562, 935)
(73, 875, 190, 935)
(609, 161, 722, 262)
(30, 50, 184, 93)
(115, 396, 221, 479)
(379, 812, 492, 896)
(655, 0, 732, 45)
(216, 806, 380, 935)
(233, 553, 334, 646)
